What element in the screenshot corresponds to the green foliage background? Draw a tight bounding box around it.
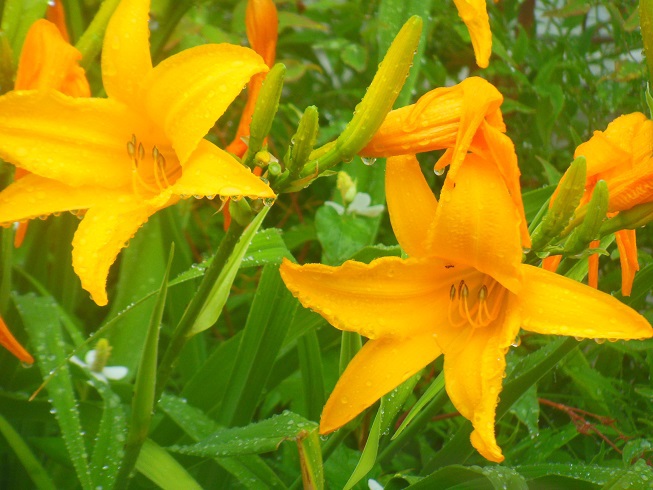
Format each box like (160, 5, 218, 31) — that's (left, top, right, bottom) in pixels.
(1, 0, 653, 488)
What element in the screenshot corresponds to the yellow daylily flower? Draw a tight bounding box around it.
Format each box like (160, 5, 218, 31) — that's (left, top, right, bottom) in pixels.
(360, 77, 530, 247)
(280, 153, 652, 463)
(12, 18, 91, 247)
(0, 317, 33, 364)
(546, 113, 653, 295)
(0, 0, 274, 305)
(452, 0, 492, 68)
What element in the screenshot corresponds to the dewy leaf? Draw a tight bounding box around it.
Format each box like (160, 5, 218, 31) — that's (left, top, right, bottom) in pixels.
(217, 264, 298, 427)
(158, 394, 288, 489)
(409, 465, 528, 489)
(297, 427, 324, 490)
(135, 439, 202, 490)
(15, 294, 93, 490)
(191, 206, 270, 335)
(170, 411, 318, 457)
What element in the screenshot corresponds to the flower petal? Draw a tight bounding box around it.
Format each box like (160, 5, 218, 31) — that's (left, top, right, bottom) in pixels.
(15, 19, 90, 97)
(143, 44, 268, 164)
(280, 257, 450, 340)
(0, 316, 33, 364)
(72, 196, 165, 306)
(430, 154, 523, 293)
(320, 333, 441, 434)
(519, 264, 653, 339)
(615, 229, 639, 297)
(0, 90, 150, 188)
(386, 154, 438, 258)
(452, 0, 492, 68)
(102, 0, 152, 107)
(439, 295, 521, 463)
(171, 139, 274, 198)
(0, 174, 121, 226)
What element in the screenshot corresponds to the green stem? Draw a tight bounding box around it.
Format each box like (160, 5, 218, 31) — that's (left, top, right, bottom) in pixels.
(0, 225, 12, 316)
(75, 0, 121, 68)
(150, 1, 194, 62)
(155, 220, 247, 399)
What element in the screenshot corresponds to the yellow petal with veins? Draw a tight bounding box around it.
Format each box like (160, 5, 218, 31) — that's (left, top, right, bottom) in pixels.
(439, 294, 521, 463)
(452, 0, 492, 68)
(386, 154, 438, 258)
(430, 154, 523, 293)
(143, 44, 268, 164)
(320, 333, 441, 434)
(171, 139, 274, 199)
(0, 90, 146, 188)
(519, 264, 653, 339)
(0, 174, 122, 226)
(102, 0, 152, 108)
(72, 196, 169, 306)
(280, 257, 448, 340)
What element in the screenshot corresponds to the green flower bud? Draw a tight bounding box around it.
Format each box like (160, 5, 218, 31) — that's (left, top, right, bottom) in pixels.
(531, 156, 587, 250)
(564, 180, 609, 255)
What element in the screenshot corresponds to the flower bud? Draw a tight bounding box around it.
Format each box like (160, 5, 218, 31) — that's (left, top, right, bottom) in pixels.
(564, 180, 609, 255)
(531, 156, 586, 250)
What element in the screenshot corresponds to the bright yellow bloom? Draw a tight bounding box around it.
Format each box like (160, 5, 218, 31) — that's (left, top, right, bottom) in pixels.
(12, 18, 91, 247)
(226, 0, 279, 157)
(452, 0, 492, 68)
(0, 0, 274, 305)
(547, 113, 653, 295)
(0, 317, 33, 364)
(280, 154, 652, 463)
(360, 77, 530, 247)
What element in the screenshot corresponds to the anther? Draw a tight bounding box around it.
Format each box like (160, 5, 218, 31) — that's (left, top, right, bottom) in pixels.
(126, 140, 135, 157)
(478, 285, 488, 301)
(460, 282, 469, 299)
(449, 284, 456, 301)
(138, 142, 145, 161)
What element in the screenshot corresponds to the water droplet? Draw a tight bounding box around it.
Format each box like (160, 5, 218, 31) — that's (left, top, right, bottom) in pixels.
(434, 167, 445, 176)
(361, 157, 376, 166)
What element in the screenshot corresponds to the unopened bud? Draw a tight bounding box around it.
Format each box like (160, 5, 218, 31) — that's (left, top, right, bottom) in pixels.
(285, 105, 319, 180)
(531, 156, 587, 250)
(564, 180, 609, 255)
(243, 63, 286, 167)
(600, 200, 653, 235)
(336, 171, 357, 203)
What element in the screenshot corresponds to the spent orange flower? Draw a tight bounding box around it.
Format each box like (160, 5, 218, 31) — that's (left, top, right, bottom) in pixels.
(0, 317, 33, 364)
(280, 153, 652, 463)
(0, 0, 273, 305)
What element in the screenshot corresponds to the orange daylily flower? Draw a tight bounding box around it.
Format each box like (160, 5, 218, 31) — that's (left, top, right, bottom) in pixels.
(547, 113, 653, 295)
(12, 18, 91, 247)
(226, 0, 278, 158)
(0, 317, 33, 364)
(280, 153, 652, 463)
(452, 0, 492, 68)
(0, 0, 273, 305)
(361, 76, 530, 247)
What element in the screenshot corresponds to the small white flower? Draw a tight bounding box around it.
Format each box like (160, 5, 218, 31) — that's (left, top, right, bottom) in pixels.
(70, 349, 128, 383)
(324, 192, 385, 218)
(368, 479, 384, 490)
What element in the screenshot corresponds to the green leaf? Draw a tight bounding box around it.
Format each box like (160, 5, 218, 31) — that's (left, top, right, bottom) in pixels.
(116, 245, 174, 487)
(217, 264, 298, 427)
(191, 206, 270, 334)
(344, 374, 420, 489)
(297, 428, 324, 490)
(170, 411, 318, 457)
(341, 43, 367, 72)
(315, 205, 376, 265)
(15, 294, 93, 490)
(602, 460, 653, 489)
(297, 329, 326, 421)
(136, 439, 202, 490)
(158, 394, 288, 489)
(410, 465, 528, 489)
(0, 412, 56, 490)
(393, 372, 444, 439)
